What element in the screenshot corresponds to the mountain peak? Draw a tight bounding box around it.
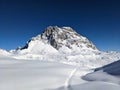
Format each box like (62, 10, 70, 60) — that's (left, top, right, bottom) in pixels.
(20, 26, 98, 53)
(40, 26, 97, 50)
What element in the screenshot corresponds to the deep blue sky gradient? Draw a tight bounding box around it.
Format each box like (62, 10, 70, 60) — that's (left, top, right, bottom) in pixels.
(0, 0, 120, 51)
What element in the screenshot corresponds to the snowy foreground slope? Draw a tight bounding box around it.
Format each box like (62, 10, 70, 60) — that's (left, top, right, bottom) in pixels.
(0, 26, 120, 90)
(0, 57, 120, 90)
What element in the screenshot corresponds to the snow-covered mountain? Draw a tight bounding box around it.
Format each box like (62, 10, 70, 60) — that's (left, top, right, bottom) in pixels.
(3, 26, 118, 68)
(0, 26, 119, 69)
(0, 26, 120, 90)
(8, 26, 100, 65)
(19, 26, 98, 52)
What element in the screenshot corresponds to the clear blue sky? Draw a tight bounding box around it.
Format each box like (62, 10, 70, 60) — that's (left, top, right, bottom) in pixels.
(0, 0, 120, 51)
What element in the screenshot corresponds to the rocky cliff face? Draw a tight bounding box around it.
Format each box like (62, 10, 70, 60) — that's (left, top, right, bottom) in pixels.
(41, 26, 97, 50)
(21, 26, 97, 51)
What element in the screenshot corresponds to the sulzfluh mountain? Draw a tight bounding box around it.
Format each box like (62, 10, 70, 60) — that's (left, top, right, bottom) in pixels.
(21, 26, 97, 51)
(7, 26, 120, 67)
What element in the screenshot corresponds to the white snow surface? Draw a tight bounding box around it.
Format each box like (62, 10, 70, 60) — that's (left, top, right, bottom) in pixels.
(0, 57, 87, 90)
(0, 56, 120, 90)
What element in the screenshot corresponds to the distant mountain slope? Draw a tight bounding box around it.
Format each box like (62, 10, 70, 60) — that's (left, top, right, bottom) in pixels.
(0, 49, 10, 56)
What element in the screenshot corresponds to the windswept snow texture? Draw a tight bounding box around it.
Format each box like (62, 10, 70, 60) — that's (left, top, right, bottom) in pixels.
(95, 59, 120, 75)
(82, 60, 120, 86)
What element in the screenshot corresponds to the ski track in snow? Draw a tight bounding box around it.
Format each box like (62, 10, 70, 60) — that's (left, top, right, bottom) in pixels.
(64, 66, 79, 90)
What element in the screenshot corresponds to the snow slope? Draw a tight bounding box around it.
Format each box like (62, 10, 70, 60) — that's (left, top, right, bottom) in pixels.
(0, 57, 120, 90)
(0, 57, 87, 90)
(55, 81, 120, 90)
(82, 59, 120, 87)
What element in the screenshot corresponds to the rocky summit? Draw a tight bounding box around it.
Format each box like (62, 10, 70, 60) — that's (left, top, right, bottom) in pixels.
(21, 26, 97, 51)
